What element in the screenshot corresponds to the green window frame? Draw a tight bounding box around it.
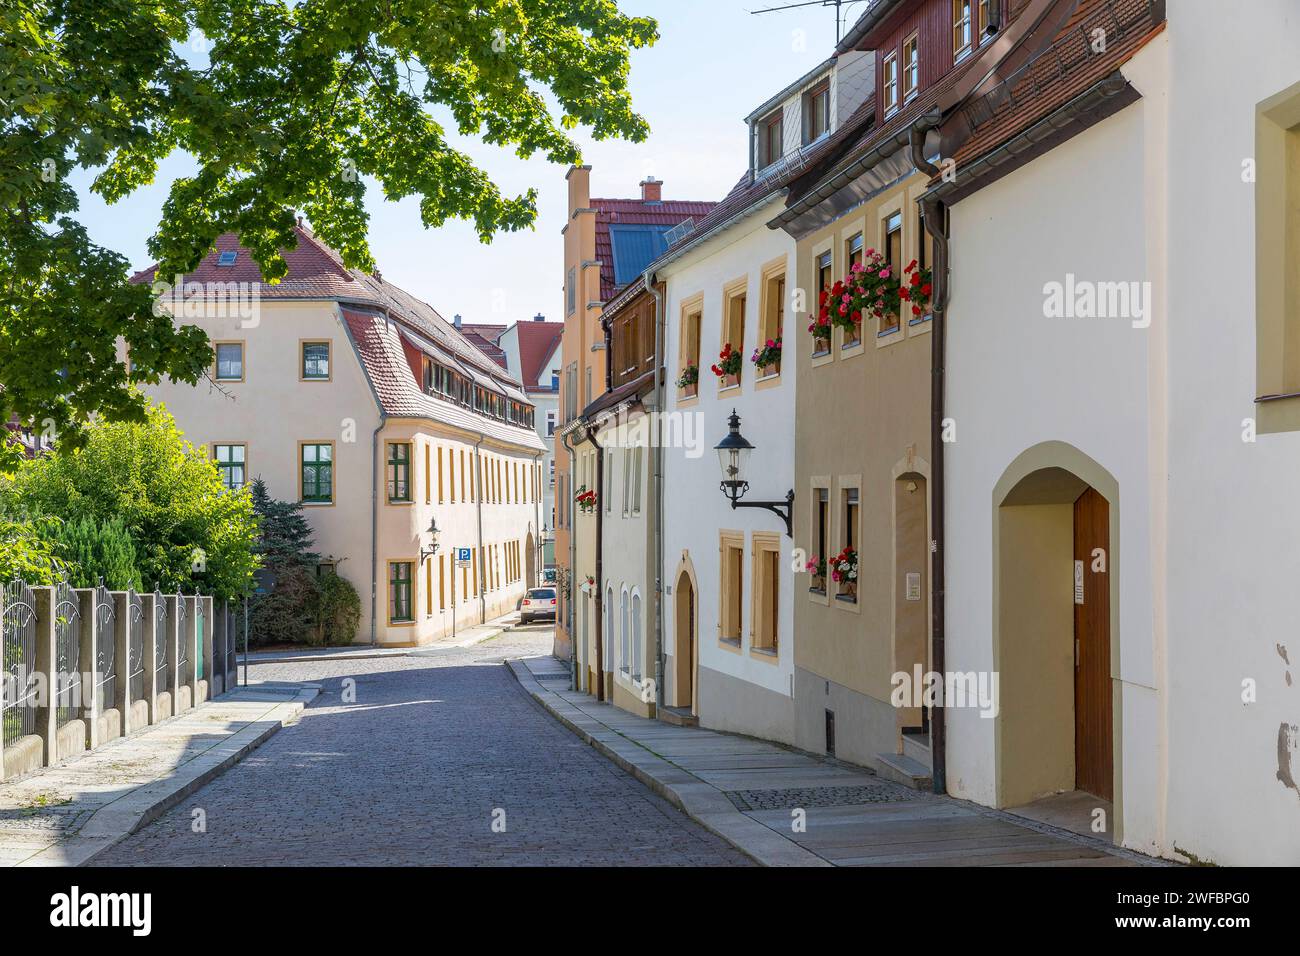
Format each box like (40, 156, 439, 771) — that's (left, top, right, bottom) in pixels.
(389, 561, 413, 623)
(387, 442, 412, 502)
(302, 341, 330, 380)
(301, 443, 333, 502)
(213, 444, 246, 490)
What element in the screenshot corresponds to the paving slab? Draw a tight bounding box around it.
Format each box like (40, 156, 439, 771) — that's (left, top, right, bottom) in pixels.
(508, 655, 1163, 868)
(0, 681, 317, 867)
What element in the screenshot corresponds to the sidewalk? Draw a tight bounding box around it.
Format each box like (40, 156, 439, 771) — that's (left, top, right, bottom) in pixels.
(509, 656, 1160, 867)
(0, 682, 317, 867)
(244, 610, 523, 665)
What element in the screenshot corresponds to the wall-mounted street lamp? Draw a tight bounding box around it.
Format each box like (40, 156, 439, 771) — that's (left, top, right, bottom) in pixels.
(419, 517, 441, 564)
(714, 410, 794, 537)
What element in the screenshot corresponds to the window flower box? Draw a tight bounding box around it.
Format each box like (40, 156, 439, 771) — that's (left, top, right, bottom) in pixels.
(831, 546, 858, 602)
(813, 256, 933, 345)
(575, 485, 596, 514)
(710, 343, 741, 388)
(752, 337, 782, 377)
(677, 363, 699, 397)
(805, 555, 827, 594)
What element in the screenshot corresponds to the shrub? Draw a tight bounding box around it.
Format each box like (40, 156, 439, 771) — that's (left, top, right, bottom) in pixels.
(315, 573, 361, 646)
(53, 514, 141, 589)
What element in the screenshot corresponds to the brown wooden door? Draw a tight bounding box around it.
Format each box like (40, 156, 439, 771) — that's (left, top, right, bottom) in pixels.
(1073, 487, 1113, 800)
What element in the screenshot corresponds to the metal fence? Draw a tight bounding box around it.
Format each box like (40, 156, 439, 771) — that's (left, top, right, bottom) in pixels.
(94, 581, 116, 713)
(153, 589, 169, 694)
(54, 577, 82, 728)
(2, 579, 37, 748)
(175, 590, 188, 677)
(127, 589, 145, 703)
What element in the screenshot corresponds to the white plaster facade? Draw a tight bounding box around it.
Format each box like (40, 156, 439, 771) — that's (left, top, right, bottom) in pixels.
(943, 1, 1300, 865)
(660, 195, 798, 742)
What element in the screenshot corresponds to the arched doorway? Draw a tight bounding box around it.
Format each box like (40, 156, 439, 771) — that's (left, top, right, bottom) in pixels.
(673, 569, 696, 712)
(525, 531, 537, 587)
(993, 442, 1120, 836)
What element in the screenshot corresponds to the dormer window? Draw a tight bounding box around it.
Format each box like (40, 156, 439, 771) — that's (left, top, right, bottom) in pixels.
(758, 109, 784, 168)
(903, 33, 920, 102)
(954, 0, 974, 61)
(802, 80, 830, 145)
(883, 52, 899, 116)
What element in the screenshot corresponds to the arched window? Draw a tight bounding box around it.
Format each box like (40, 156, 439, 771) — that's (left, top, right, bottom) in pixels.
(620, 588, 630, 674)
(631, 591, 643, 680)
(604, 587, 614, 673)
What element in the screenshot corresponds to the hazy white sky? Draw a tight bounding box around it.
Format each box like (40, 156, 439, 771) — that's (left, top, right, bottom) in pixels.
(70, 1, 865, 324)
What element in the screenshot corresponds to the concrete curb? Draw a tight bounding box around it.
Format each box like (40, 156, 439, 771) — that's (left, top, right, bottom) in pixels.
(506, 659, 828, 867)
(244, 619, 517, 664)
(17, 686, 321, 867)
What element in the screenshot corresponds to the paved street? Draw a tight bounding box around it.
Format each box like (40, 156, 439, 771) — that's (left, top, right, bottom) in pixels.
(94, 625, 751, 866)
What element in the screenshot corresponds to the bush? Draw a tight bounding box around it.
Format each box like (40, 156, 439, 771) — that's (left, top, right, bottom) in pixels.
(0, 512, 63, 584)
(248, 564, 321, 647)
(53, 514, 141, 589)
(315, 573, 361, 646)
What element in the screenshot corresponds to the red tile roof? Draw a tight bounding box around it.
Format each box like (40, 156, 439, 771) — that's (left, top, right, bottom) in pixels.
(457, 326, 509, 369)
(511, 321, 563, 391)
(945, 0, 1163, 176)
(591, 197, 715, 301)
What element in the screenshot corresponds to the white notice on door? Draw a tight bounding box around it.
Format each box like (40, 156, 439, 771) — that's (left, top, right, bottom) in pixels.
(1074, 559, 1085, 605)
(905, 572, 922, 602)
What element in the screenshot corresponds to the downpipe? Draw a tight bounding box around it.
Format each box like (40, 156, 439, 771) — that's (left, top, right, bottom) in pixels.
(646, 272, 666, 716)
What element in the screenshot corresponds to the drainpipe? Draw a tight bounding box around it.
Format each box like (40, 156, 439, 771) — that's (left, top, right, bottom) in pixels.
(645, 272, 666, 715)
(910, 117, 950, 795)
(474, 435, 487, 624)
(560, 427, 580, 689)
(369, 416, 387, 646)
(587, 423, 606, 702)
(534, 450, 543, 587)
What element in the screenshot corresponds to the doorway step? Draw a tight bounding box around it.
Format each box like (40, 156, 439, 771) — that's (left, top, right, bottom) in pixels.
(659, 705, 698, 728)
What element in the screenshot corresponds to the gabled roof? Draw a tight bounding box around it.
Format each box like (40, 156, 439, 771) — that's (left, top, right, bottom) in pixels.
(510, 321, 563, 392)
(457, 325, 510, 369)
(592, 197, 715, 301)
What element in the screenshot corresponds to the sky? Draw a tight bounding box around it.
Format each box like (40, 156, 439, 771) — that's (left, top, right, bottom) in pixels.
(70, 1, 868, 326)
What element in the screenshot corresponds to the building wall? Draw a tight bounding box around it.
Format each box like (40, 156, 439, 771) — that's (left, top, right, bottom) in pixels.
(601, 414, 654, 717)
(661, 199, 797, 743)
(142, 299, 541, 647)
(1163, 1, 1300, 865)
(943, 97, 1159, 849)
(139, 300, 381, 635)
(790, 170, 933, 767)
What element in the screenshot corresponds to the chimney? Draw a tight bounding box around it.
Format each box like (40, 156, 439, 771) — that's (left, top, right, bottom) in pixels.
(453, 314, 462, 328)
(640, 177, 662, 202)
(534, 312, 545, 322)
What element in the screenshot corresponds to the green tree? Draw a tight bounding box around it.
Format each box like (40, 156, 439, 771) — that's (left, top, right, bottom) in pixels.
(247, 477, 321, 646)
(1, 0, 657, 470)
(0, 512, 63, 584)
(53, 514, 142, 590)
(3, 399, 257, 597)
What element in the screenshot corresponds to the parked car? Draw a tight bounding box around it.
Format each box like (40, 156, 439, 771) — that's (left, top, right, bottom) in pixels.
(520, 587, 557, 624)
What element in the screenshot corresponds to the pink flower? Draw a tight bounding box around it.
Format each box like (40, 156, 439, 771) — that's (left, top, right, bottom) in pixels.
(880, 269, 891, 279)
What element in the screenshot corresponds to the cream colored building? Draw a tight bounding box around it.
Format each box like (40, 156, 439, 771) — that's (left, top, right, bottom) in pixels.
(135, 226, 546, 645)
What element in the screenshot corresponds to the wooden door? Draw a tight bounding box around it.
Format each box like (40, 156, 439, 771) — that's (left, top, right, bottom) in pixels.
(1073, 487, 1113, 800)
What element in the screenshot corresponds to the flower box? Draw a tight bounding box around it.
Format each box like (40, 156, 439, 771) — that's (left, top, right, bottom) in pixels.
(813, 255, 933, 346)
(752, 337, 782, 377)
(711, 343, 742, 387)
(830, 546, 858, 603)
(677, 363, 699, 397)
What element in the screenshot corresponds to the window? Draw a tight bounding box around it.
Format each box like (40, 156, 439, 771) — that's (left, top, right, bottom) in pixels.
(759, 266, 786, 377)
(620, 589, 630, 674)
(680, 303, 702, 397)
(839, 487, 859, 603)
(300, 442, 333, 503)
(631, 592, 643, 680)
(213, 444, 246, 490)
(979, 0, 992, 36)
(546, 410, 556, 437)
(847, 233, 864, 270)
(214, 342, 244, 382)
(438, 555, 446, 611)
(461, 450, 467, 500)
(752, 533, 781, 653)
(883, 51, 899, 115)
(953, 0, 973, 60)
(630, 447, 643, 516)
(814, 250, 834, 356)
(722, 286, 746, 388)
(217, 250, 238, 267)
(388, 561, 413, 623)
(387, 442, 412, 502)
(566, 267, 576, 316)
(551, 369, 560, 391)
(882, 211, 904, 334)
(449, 450, 456, 503)
(426, 558, 433, 617)
(812, 486, 829, 594)
(302, 341, 331, 380)
(759, 109, 783, 167)
(621, 449, 631, 516)
(903, 33, 920, 102)
(605, 589, 615, 674)
(438, 446, 445, 503)
(1256, 80, 1300, 428)
(803, 80, 830, 143)
(604, 451, 613, 513)
(720, 533, 744, 644)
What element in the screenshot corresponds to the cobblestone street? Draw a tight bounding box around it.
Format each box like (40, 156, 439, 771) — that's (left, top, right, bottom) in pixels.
(94, 626, 751, 866)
